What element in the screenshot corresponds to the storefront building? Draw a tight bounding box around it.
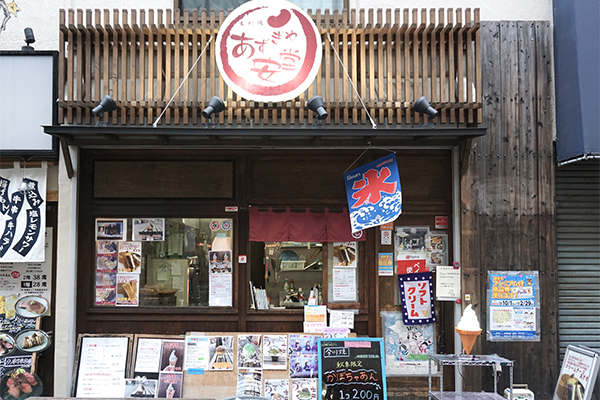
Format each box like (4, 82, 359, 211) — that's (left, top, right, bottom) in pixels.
(1, 0, 565, 398)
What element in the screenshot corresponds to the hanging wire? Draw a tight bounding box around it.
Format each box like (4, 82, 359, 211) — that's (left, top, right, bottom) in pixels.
(343, 142, 396, 173)
(152, 35, 214, 128)
(326, 32, 377, 130)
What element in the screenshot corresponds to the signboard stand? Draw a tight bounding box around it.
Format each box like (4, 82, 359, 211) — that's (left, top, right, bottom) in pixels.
(553, 345, 600, 400)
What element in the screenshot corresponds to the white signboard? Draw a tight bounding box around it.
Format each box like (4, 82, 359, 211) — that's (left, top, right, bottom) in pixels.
(134, 338, 162, 374)
(76, 336, 130, 397)
(184, 336, 210, 371)
(0, 163, 47, 262)
(435, 266, 461, 301)
(553, 345, 600, 400)
(216, 0, 322, 102)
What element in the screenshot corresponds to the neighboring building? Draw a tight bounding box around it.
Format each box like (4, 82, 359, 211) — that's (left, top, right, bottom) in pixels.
(4, 0, 593, 399)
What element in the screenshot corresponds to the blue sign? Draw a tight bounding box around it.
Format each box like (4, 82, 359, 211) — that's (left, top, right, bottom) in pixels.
(344, 154, 402, 233)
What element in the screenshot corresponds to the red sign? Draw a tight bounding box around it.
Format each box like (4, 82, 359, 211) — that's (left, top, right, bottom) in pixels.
(216, 0, 322, 102)
(435, 216, 448, 230)
(397, 256, 427, 275)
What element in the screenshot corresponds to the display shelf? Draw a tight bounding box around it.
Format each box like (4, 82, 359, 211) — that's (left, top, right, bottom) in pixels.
(428, 354, 514, 400)
(428, 392, 506, 400)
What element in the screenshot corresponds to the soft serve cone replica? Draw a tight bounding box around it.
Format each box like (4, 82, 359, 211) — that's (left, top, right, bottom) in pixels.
(455, 304, 482, 355)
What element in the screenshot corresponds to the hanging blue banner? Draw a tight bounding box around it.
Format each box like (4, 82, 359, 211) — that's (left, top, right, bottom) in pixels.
(344, 154, 402, 233)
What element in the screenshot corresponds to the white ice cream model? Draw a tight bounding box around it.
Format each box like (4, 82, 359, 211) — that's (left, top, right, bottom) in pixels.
(455, 304, 482, 355)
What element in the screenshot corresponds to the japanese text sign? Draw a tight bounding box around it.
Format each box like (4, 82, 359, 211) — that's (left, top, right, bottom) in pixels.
(398, 272, 436, 325)
(344, 154, 402, 233)
(216, 0, 322, 102)
(0, 163, 46, 262)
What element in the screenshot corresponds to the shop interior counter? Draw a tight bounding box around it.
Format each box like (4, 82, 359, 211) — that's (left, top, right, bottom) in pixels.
(428, 354, 514, 400)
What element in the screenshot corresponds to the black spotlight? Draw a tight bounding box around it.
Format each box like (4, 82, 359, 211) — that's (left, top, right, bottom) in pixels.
(307, 96, 328, 120)
(92, 95, 118, 126)
(202, 96, 225, 122)
(22, 28, 35, 52)
(414, 96, 438, 119)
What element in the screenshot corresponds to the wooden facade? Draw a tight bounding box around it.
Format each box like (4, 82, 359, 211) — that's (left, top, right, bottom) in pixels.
(58, 8, 481, 127)
(51, 7, 559, 400)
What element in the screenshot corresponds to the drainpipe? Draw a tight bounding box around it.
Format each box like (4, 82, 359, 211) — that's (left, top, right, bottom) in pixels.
(452, 146, 463, 393)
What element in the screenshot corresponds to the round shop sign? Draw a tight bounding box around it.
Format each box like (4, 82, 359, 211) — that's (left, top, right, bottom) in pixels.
(216, 0, 322, 102)
(210, 221, 221, 231)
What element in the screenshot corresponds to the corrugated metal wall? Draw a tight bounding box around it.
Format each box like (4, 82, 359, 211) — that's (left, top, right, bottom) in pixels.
(556, 160, 600, 355)
(556, 159, 600, 399)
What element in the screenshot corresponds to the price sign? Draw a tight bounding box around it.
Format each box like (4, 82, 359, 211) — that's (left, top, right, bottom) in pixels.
(318, 338, 387, 400)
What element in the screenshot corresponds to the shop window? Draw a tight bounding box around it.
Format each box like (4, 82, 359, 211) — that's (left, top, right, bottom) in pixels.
(178, 0, 346, 12)
(95, 218, 233, 307)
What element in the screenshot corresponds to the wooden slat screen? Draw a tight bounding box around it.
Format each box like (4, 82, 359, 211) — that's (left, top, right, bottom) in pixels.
(58, 8, 481, 127)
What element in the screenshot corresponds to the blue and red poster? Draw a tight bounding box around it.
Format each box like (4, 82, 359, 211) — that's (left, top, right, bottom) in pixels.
(344, 154, 402, 233)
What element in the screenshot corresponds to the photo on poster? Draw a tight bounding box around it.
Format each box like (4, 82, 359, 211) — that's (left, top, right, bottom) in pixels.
(291, 378, 317, 400)
(425, 234, 447, 267)
(263, 334, 288, 370)
(116, 273, 139, 306)
(96, 219, 127, 241)
(238, 334, 262, 369)
(208, 336, 234, 370)
(237, 368, 262, 397)
(209, 250, 232, 273)
(288, 335, 318, 355)
(289, 354, 318, 378)
(97, 241, 118, 272)
(159, 340, 185, 373)
(118, 242, 142, 274)
(157, 373, 182, 398)
(95, 287, 116, 305)
(133, 218, 165, 241)
(264, 379, 290, 400)
(332, 242, 357, 267)
(96, 271, 116, 287)
(395, 226, 429, 252)
(124, 377, 157, 398)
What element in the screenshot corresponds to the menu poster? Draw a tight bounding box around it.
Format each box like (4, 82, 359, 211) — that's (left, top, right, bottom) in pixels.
(209, 273, 232, 307)
(553, 345, 600, 400)
(209, 250, 232, 273)
(0, 315, 36, 378)
(116, 273, 139, 307)
(134, 338, 162, 374)
(332, 267, 357, 302)
(322, 328, 350, 339)
(425, 234, 447, 268)
(96, 218, 127, 241)
(264, 379, 290, 400)
(208, 336, 234, 370)
(318, 338, 387, 400)
(118, 242, 142, 274)
(435, 266, 461, 301)
(75, 336, 130, 397)
(329, 310, 354, 329)
(291, 378, 317, 400)
(263, 334, 287, 370)
(238, 335, 262, 369)
(159, 340, 185, 373)
(124, 377, 158, 398)
(133, 218, 165, 241)
(157, 373, 183, 398)
(237, 369, 262, 397)
(184, 336, 210, 371)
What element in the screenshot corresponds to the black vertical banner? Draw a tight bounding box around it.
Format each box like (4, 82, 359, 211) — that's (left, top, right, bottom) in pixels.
(318, 338, 387, 400)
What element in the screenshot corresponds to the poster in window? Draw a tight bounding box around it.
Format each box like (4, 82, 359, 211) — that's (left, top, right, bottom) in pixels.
(116, 273, 139, 307)
(96, 218, 126, 241)
(395, 226, 429, 252)
(488, 271, 540, 341)
(133, 218, 164, 241)
(398, 272, 436, 325)
(118, 242, 142, 274)
(332, 267, 357, 302)
(425, 233, 447, 268)
(381, 311, 436, 376)
(332, 242, 357, 267)
(209, 250, 232, 273)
